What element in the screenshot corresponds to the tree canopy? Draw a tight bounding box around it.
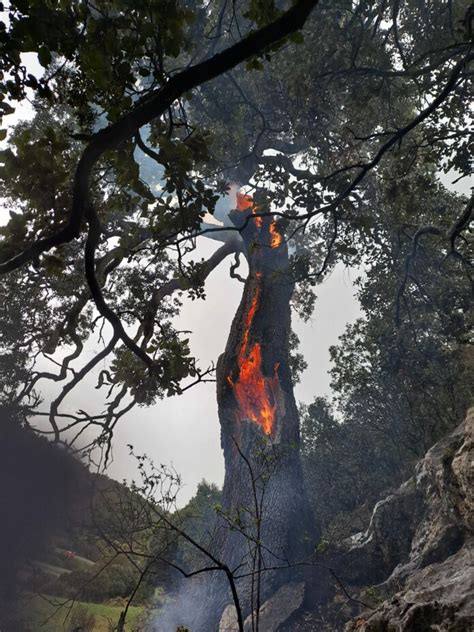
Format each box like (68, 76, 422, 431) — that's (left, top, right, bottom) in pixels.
(0, 0, 472, 455)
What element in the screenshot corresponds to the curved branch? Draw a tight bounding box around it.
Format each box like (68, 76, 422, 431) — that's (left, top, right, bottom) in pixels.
(305, 51, 474, 223)
(395, 225, 443, 327)
(47, 334, 119, 441)
(447, 195, 473, 257)
(229, 251, 246, 283)
(141, 238, 240, 347)
(84, 205, 153, 366)
(0, 0, 319, 275)
(395, 195, 473, 327)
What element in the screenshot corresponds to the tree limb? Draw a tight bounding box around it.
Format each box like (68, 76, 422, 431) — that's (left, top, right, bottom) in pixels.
(0, 0, 320, 275)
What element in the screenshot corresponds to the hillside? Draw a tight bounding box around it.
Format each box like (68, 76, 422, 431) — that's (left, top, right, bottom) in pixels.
(0, 415, 156, 631)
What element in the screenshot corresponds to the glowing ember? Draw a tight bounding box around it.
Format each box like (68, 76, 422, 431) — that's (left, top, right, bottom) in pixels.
(269, 219, 283, 248)
(227, 272, 280, 435)
(239, 272, 262, 361)
(236, 191, 254, 212)
(226, 190, 284, 434)
(236, 191, 263, 229)
(235, 191, 283, 246)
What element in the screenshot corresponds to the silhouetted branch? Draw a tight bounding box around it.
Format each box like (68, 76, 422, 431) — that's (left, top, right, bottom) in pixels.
(0, 0, 320, 275)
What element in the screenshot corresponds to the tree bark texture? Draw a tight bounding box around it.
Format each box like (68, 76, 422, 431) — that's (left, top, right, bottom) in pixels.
(211, 198, 315, 621)
(158, 200, 315, 631)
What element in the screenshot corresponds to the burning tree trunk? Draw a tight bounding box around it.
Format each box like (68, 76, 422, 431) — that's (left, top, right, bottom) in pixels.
(211, 193, 315, 622)
(157, 194, 315, 631)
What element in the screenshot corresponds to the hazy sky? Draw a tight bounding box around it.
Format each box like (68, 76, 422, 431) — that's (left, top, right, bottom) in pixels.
(24, 172, 469, 505)
(1, 52, 470, 506)
(0, 62, 363, 504)
(0, 54, 363, 505)
(24, 237, 362, 505)
(105, 253, 362, 503)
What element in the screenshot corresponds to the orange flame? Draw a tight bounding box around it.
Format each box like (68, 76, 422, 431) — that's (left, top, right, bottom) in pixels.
(236, 191, 263, 229)
(269, 219, 283, 248)
(239, 272, 261, 361)
(235, 191, 282, 246)
(236, 191, 253, 212)
(226, 190, 283, 434)
(227, 272, 280, 435)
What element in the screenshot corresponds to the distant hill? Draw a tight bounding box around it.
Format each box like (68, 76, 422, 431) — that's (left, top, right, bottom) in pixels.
(0, 408, 148, 630)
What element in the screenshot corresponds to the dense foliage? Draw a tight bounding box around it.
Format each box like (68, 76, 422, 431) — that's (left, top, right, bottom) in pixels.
(0, 0, 471, 450)
(301, 172, 472, 535)
(0, 2, 472, 625)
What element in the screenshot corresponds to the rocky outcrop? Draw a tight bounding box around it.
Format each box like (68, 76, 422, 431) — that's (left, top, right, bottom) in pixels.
(213, 408, 473, 631)
(342, 407, 474, 631)
(247, 582, 306, 631)
(348, 541, 474, 631)
(219, 604, 240, 631)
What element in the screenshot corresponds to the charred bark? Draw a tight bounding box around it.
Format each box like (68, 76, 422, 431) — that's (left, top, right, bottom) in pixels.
(209, 198, 315, 624)
(158, 198, 316, 632)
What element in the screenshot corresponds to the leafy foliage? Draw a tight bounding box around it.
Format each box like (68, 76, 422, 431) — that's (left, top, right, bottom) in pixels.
(0, 0, 471, 497)
(301, 171, 472, 537)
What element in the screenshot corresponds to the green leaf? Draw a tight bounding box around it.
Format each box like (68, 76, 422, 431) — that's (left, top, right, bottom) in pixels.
(290, 31, 304, 44)
(38, 46, 52, 67)
(246, 58, 265, 71)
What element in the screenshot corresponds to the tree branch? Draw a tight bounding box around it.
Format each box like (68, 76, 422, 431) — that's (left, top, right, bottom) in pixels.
(0, 0, 319, 275)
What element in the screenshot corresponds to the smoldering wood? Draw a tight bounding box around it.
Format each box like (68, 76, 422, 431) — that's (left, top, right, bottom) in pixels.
(188, 200, 316, 630)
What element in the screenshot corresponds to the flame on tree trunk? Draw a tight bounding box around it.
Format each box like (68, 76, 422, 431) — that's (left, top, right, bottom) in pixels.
(226, 270, 281, 436)
(207, 191, 315, 626)
(156, 192, 315, 632)
(225, 192, 285, 437)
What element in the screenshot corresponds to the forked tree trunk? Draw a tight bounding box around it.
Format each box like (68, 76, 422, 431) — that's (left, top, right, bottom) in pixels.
(158, 199, 315, 632)
(210, 199, 315, 623)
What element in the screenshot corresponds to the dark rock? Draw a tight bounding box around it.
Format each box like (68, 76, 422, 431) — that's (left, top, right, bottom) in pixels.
(346, 539, 474, 631)
(245, 582, 306, 631)
(343, 407, 474, 631)
(219, 583, 306, 632)
(218, 604, 239, 631)
(222, 408, 474, 631)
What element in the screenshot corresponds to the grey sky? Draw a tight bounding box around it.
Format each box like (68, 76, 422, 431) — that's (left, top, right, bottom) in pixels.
(23, 236, 361, 505)
(0, 57, 363, 505)
(1, 53, 470, 506)
(29, 167, 469, 505)
(28, 167, 471, 505)
(104, 252, 362, 503)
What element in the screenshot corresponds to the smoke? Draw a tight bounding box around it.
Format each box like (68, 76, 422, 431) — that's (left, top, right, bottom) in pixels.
(213, 183, 240, 226)
(200, 183, 244, 245)
(153, 574, 225, 631)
